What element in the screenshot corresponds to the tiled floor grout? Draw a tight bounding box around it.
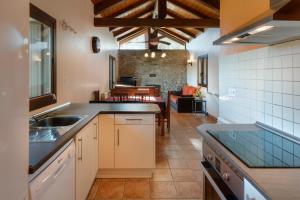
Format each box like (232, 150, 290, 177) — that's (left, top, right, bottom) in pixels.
(87, 110, 216, 200)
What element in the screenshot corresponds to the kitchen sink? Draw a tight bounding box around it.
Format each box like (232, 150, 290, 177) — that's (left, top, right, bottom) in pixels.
(32, 115, 85, 128)
(30, 115, 87, 143)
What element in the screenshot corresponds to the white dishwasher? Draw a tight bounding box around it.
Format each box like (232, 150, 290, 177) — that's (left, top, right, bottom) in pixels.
(29, 140, 75, 200)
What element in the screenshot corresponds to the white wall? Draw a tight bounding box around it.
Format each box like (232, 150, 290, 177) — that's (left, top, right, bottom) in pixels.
(30, 0, 118, 113)
(219, 40, 300, 138)
(0, 0, 29, 199)
(187, 28, 220, 118)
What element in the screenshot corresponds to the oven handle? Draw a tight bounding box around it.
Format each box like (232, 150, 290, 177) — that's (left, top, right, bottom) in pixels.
(201, 161, 235, 200)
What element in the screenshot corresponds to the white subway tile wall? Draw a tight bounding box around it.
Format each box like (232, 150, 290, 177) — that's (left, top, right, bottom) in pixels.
(219, 40, 300, 137)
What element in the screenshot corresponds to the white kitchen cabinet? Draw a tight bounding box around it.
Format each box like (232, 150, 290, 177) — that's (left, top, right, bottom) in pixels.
(75, 118, 98, 200)
(115, 125, 155, 168)
(99, 114, 115, 168)
(98, 114, 155, 178)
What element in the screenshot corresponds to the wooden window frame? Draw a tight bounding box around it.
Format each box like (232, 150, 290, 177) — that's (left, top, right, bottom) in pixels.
(109, 55, 116, 90)
(197, 54, 208, 87)
(29, 3, 57, 111)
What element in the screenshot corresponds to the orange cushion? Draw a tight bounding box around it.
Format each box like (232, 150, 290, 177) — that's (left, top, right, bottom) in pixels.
(182, 86, 190, 95)
(182, 86, 196, 96)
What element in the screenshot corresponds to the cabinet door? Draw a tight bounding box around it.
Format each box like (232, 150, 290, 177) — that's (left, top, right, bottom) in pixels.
(91, 119, 99, 177)
(75, 128, 91, 200)
(99, 114, 115, 168)
(115, 125, 155, 168)
(76, 120, 97, 200)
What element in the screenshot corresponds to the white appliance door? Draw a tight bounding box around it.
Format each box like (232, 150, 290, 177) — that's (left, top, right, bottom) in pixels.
(30, 141, 75, 200)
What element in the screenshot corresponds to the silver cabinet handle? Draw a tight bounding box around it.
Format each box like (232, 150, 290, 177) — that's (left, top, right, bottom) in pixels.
(93, 123, 97, 140)
(78, 138, 83, 160)
(126, 118, 142, 121)
(117, 129, 120, 146)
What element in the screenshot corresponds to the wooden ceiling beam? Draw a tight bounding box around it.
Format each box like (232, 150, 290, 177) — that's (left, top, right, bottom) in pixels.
(117, 27, 147, 42)
(105, 0, 149, 18)
(159, 28, 189, 43)
(157, 29, 186, 45)
(109, 4, 154, 32)
(94, 18, 219, 28)
(112, 13, 153, 36)
(157, 0, 167, 19)
(201, 0, 220, 9)
(166, 9, 204, 33)
(113, 27, 133, 37)
(168, 0, 210, 19)
(175, 28, 197, 38)
(94, 0, 122, 15)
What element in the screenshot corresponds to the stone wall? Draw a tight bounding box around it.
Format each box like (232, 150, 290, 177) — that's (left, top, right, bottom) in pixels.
(118, 50, 188, 98)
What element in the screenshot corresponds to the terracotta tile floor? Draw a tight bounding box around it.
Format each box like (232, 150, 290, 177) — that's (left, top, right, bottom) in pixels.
(88, 110, 217, 200)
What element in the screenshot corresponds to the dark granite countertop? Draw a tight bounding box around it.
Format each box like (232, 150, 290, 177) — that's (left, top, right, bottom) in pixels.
(29, 103, 160, 174)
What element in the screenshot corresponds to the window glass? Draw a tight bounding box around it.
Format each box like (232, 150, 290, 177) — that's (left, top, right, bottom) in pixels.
(29, 18, 53, 98)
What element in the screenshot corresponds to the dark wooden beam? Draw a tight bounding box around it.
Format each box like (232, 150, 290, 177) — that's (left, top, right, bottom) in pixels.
(157, 29, 186, 45)
(94, 18, 219, 28)
(168, 0, 210, 19)
(157, 0, 167, 19)
(94, 0, 122, 15)
(166, 9, 203, 32)
(110, 7, 154, 32)
(117, 27, 147, 42)
(159, 28, 189, 43)
(105, 0, 149, 18)
(113, 27, 133, 37)
(201, 0, 220, 9)
(176, 28, 197, 38)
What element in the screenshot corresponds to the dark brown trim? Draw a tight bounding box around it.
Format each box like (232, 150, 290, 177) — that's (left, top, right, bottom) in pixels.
(30, 3, 57, 111)
(197, 54, 208, 87)
(30, 94, 57, 111)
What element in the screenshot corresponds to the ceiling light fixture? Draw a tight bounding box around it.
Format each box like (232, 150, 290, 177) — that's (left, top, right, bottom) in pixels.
(151, 52, 155, 58)
(249, 25, 274, 35)
(161, 52, 166, 58)
(144, 52, 149, 57)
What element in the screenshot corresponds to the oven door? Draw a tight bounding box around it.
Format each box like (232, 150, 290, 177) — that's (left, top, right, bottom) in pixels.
(201, 161, 239, 200)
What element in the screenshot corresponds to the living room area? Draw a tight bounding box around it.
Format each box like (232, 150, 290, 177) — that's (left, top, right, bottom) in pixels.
(91, 25, 220, 135)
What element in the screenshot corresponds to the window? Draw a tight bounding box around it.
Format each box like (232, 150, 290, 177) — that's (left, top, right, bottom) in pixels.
(29, 4, 56, 111)
(197, 54, 208, 87)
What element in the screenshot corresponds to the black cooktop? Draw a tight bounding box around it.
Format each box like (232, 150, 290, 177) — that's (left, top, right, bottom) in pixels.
(207, 127, 300, 168)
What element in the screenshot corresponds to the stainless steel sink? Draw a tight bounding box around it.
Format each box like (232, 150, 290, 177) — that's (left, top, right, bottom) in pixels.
(30, 115, 87, 143)
(32, 115, 85, 128)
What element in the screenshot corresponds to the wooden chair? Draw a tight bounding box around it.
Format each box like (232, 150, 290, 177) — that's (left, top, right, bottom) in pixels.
(112, 93, 129, 102)
(158, 92, 171, 136)
(135, 89, 150, 101)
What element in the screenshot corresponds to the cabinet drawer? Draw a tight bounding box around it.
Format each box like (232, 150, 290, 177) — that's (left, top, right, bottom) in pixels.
(115, 114, 154, 125)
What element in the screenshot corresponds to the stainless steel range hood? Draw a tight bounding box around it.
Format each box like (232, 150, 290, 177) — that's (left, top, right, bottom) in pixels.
(214, 0, 300, 45)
